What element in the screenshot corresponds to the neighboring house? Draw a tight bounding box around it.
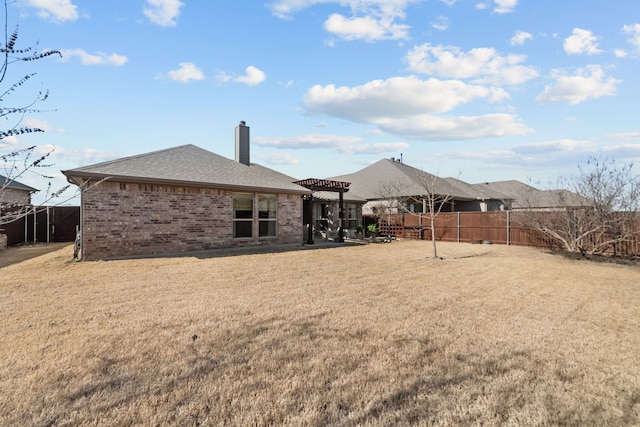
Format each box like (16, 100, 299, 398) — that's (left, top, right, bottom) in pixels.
(328, 158, 510, 217)
(63, 122, 311, 261)
(0, 174, 37, 207)
(476, 180, 588, 210)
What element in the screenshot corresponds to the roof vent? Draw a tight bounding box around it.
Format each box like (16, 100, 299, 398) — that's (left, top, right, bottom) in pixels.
(235, 121, 250, 166)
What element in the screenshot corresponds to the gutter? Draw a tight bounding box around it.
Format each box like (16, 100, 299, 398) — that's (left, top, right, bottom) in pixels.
(61, 171, 312, 196)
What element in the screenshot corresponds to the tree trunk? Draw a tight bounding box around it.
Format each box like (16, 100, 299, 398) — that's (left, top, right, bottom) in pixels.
(430, 215, 438, 258)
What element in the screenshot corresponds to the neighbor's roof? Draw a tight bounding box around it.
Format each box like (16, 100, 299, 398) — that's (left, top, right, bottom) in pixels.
(476, 180, 588, 208)
(62, 144, 310, 195)
(0, 174, 38, 192)
(443, 177, 511, 201)
(329, 159, 486, 201)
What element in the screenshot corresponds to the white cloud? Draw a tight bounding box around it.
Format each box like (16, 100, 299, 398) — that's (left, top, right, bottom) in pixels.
(510, 30, 533, 46)
(375, 113, 531, 140)
(405, 43, 538, 86)
(269, 0, 416, 19)
(508, 137, 640, 165)
(563, 28, 602, 55)
(440, 0, 457, 5)
(254, 134, 409, 154)
(604, 132, 640, 141)
(302, 76, 530, 140)
(217, 66, 266, 85)
(0, 135, 18, 146)
(25, 0, 78, 23)
(22, 118, 64, 133)
(254, 134, 362, 150)
(493, 0, 517, 14)
(52, 146, 120, 166)
(431, 16, 449, 31)
(476, 0, 517, 14)
(303, 76, 501, 121)
(259, 152, 300, 165)
(512, 139, 587, 155)
(622, 23, 640, 51)
(234, 66, 266, 86)
(350, 142, 410, 154)
(60, 49, 128, 66)
(269, 0, 415, 42)
(614, 49, 628, 58)
(535, 65, 620, 105)
(324, 13, 409, 41)
(143, 0, 184, 27)
(165, 62, 205, 83)
(0, 118, 64, 149)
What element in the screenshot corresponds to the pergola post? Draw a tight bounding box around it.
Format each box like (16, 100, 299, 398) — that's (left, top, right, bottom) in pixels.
(306, 193, 314, 245)
(338, 189, 344, 243)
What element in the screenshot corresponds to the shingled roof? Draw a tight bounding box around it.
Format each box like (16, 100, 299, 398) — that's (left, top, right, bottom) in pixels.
(329, 159, 490, 201)
(62, 144, 310, 195)
(474, 180, 588, 209)
(0, 174, 38, 192)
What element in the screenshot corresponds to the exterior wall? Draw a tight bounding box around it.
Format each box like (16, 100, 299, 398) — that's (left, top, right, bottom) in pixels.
(0, 187, 31, 207)
(81, 181, 303, 261)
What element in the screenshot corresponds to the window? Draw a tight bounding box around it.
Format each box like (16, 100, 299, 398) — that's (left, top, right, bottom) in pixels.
(233, 193, 277, 238)
(346, 203, 357, 229)
(233, 193, 253, 238)
(258, 194, 277, 237)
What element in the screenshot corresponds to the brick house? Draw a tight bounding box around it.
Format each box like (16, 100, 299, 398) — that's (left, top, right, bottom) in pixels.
(63, 122, 311, 260)
(1, 174, 37, 207)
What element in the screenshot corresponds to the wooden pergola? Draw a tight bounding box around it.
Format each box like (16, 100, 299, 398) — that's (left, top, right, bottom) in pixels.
(294, 178, 351, 244)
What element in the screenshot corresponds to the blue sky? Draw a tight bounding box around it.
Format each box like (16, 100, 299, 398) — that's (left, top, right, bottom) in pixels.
(3, 0, 640, 204)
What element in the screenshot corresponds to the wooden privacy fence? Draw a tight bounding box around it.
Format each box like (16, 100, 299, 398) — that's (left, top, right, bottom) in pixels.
(0, 206, 80, 246)
(378, 211, 640, 256)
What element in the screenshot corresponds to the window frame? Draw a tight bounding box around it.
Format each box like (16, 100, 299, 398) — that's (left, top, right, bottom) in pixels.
(233, 192, 254, 238)
(232, 192, 278, 239)
(258, 194, 277, 237)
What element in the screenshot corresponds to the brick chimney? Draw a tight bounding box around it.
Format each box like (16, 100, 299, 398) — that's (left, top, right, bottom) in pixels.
(235, 121, 250, 166)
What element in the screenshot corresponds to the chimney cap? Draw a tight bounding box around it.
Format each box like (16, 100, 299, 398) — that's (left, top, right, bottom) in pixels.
(239, 120, 246, 126)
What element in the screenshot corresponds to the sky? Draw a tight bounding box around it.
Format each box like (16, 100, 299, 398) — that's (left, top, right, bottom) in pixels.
(2, 0, 640, 205)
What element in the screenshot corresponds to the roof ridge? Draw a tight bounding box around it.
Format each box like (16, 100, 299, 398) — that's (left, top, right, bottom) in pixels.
(67, 144, 199, 172)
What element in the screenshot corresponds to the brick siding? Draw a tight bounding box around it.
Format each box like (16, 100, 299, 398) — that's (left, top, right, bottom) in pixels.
(0, 187, 31, 207)
(81, 181, 304, 260)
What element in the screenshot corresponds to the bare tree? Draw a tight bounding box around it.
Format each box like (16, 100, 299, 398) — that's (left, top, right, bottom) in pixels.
(414, 169, 457, 259)
(515, 156, 640, 257)
(372, 167, 457, 258)
(0, 0, 66, 225)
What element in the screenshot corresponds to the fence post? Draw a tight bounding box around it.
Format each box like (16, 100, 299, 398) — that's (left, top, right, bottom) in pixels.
(506, 211, 510, 246)
(33, 206, 37, 243)
(457, 211, 461, 242)
(46, 206, 50, 243)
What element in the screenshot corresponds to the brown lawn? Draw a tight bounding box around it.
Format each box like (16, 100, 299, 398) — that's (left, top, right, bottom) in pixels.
(1, 241, 639, 426)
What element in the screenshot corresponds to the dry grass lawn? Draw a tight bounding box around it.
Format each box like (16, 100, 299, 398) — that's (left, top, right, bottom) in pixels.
(1, 241, 639, 426)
